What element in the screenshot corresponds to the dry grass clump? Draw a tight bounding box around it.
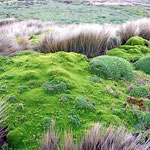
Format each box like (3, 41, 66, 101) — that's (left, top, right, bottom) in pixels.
(0, 19, 60, 56)
(17, 36, 31, 50)
(1, 18, 150, 57)
(118, 22, 138, 45)
(0, 100, 10, 143)
(39, 24, 110, 57)
(0, 35, 20, 57)
(40, 125, 59, 150)
(0, 18, 17, 27)
(40, 123, 150, 150)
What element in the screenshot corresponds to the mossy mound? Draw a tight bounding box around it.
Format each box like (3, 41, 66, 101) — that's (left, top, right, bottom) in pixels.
(107, 36, 150, 61)
(0, 51, 139, 149)
(128, 86, 150, 98)
(135, 56, 150, 74)
(126, 36, 150, 47)
(90, 56, 133, 81)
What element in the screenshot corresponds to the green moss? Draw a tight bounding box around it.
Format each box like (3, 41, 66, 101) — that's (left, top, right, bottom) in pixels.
(107, 37, 150, 61)
(28, 34, 42, 45)
(0, 51, 142, 149)
(125, 36, 150, 47)
(101, 114, 121, 125)
(7, 128, 25, 147)
(128, 86, 150, 98)
(135, 56, 150, 74)
(90, 56, 133, 81)
(17, 71, 40, 81)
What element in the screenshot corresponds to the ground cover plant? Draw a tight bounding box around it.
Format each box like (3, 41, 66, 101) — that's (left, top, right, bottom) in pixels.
(107, 36, 150, 61)
(135, 56, 150, 74)
(0, 49, 149, 149)
(90, 56, 133, 81)
(0, 15, 150, 149)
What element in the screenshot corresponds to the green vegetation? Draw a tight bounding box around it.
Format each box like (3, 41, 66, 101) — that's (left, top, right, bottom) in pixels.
(135, 56, 150, 74)
(0, 17, 150, 148)
(90, 56, 133, 81)
(128, 86, 150, 98)
(75, 96, 95, 111)
(1, 1, 150, 24)
(133, 110, 150, 130)
(107, 36, 150, 61)
(126, 36, 150, 46)
(0, 51, 142, 149)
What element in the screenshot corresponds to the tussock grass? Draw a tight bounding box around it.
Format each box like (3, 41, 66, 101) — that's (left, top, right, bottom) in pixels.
(0, 35, 20, 57)
(41, 124, 150, 150)
(0, 100, 10, 141)
(1, 18, 150, 57)
(0, 18, 17, 27)
(39, 24, 110, 57)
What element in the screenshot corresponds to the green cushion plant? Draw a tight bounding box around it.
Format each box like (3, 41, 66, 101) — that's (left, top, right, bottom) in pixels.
(128, 86, 150, 98)
(107, 36, 150, 61)
(135, 56, 150, 74)
(90, 56, 133, 81)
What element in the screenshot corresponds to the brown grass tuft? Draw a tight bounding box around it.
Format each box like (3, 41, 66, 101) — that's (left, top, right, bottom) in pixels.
(41, 123, 150, 150)
(1, 18, 150, 57)
(39, 24, 110, 57)
(0, 18, 17, 27)
(0, 35, 20, 57)
(40, 125, 59, 150)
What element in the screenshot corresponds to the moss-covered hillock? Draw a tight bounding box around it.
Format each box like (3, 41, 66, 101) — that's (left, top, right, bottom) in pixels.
(90, 56, 133, 81)
(107, 36, 150, 61)
(0, 51, 149, 149)
(128, 86, 150, 98)
(135, 56, 150, 74)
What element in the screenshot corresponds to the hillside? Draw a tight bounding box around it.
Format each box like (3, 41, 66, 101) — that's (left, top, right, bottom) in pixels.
(0, 36, 150, 149)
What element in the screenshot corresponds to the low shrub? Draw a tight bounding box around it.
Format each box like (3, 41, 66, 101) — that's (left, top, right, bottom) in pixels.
(59, 94, 74, 102)
(75, 96, 95, 111)
(128, 86, 150, 98)
(43, 80, 71, 94)
(133, 110, 150, 130)
(143, 99, 150, 111)
(43, 117, 53, 129)
(68, 115, 80, 128)
(90, 56, 133, 81)
(135, 56, 150, 74)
